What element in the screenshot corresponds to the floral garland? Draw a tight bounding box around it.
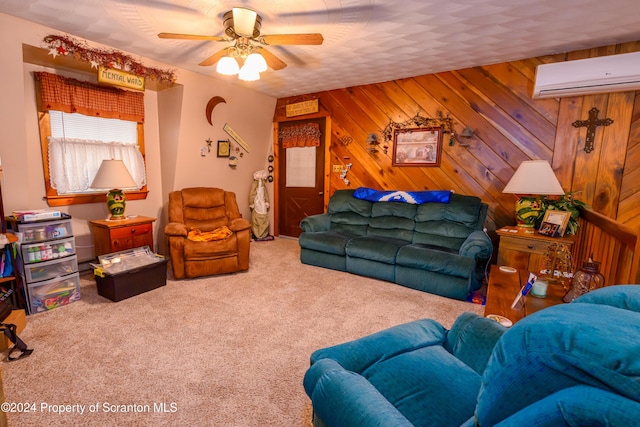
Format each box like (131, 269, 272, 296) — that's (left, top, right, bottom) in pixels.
(44, 34, 176, 85)
(382, 112, 457, 147)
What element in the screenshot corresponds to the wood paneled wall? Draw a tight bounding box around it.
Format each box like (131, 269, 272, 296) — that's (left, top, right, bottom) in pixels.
(274, 41, 640, 233)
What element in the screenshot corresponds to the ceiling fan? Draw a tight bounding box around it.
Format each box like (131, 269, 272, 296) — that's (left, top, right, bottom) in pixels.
(158, 7, 323, 80)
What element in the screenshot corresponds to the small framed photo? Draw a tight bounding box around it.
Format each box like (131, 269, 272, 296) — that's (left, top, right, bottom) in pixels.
(217, 140, 230, 157)
(538, 222, 560, 237)
(540, 210, 571, 236)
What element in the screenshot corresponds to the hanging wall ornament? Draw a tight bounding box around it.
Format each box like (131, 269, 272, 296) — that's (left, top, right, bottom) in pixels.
(206, 96, 226, 125)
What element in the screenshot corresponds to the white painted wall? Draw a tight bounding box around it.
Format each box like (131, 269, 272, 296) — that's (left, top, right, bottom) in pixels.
(0, 13, 277, 261)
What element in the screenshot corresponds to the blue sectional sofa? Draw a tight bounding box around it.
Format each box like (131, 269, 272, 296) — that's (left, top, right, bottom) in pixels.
(303, 285, 640, 427)
(298, 189, 493, 300)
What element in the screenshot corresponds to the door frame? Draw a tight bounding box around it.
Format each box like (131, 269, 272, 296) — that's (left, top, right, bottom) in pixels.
(272, 114, 331, 236)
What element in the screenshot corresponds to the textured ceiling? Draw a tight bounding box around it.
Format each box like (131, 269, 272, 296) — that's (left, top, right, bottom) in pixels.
(2, 0, 640, 98)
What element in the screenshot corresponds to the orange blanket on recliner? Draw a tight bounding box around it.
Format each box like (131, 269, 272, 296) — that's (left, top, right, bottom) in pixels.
(187, 226, 233, 242)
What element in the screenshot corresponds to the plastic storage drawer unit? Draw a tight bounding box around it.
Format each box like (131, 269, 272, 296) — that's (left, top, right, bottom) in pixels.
(20, 236, 75, 265)
(28, 272, 80, 313)
(23, 255, 78, 283)
(14, 218, 72, 244)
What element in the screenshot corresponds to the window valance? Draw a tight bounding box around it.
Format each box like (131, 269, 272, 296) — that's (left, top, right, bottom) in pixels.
(279, 123, 321, 148)
(34, 71, 144, 123)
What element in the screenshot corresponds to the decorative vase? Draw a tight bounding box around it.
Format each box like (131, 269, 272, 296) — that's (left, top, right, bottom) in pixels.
(563, 258, 605, 302)
(107, 189, 126, 219)
(514, 196, 544, 230)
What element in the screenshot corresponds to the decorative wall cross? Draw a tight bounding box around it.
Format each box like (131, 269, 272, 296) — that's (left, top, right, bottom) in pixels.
(572, 107, 613, 153)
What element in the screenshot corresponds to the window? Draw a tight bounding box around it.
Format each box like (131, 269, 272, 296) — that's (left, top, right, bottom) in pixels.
(34, 71, 148, 206)
(48, 111, 146, 194)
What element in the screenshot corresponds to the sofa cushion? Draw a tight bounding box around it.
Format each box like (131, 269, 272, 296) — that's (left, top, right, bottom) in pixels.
(573, 284, 640, 313)
(371, 202, 418, 219)
(330, 212, 370, 236)
(396, 245, 476, 278)
(327, 189, 373, 216)
(368, 216, 415, 241)
(415, 194, 482, 227)
(299, 231, 353, 256)
(346, 236, 407, 264)
(184, 233, 238, 259)
(412, 224, 470, 250)
(363, 345, 482, 427)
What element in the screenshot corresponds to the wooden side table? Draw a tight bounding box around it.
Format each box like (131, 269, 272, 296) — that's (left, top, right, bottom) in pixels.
(496, 226, 575, 274)
(485, 267, 566, 324)
(89, 216, 156, 257)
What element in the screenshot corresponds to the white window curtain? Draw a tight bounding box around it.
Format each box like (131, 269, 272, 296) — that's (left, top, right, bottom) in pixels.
(47, 110, 146, 194)
(48, 137, 146, 194)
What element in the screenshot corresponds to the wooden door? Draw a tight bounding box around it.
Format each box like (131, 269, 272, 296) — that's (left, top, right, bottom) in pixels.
(277, 118, 326, 237)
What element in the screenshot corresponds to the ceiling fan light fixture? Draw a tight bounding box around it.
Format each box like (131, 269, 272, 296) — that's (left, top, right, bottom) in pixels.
(238, 66, 260, 82)
(216, 56, 240, 75)
(233, 8, 258, 37)
(244, 52, 268, 73)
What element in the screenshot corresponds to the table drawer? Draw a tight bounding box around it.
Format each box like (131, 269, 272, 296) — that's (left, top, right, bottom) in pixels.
(499, 236, 549, 254)
(110, 223, 152, 239)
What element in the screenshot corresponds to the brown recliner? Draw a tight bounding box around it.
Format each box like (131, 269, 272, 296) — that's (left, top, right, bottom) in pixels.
(164, 187, 251, 279)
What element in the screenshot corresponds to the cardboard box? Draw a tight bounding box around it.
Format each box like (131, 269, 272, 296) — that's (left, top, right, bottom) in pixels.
(94, 258, 168, 302)
(0, 309, 26, 351)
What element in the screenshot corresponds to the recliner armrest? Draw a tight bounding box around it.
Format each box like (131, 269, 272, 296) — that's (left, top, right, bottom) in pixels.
(308, 366, 414, 427)
(493, 385, 640, 426)
(310, 318, 447, 374)
(300, 214, 330, 232)
(459, 230, 493, 260)
(164, 222, 188, 237)
(229, 217, 251, 232)
(444, 312, 506, 375)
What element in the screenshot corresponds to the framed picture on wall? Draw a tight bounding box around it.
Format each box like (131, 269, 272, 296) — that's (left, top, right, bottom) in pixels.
(392, 127, 442, 166)
(217, 140, 230, 157)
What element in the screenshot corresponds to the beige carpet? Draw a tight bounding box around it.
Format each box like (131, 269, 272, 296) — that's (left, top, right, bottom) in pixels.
(2, 237, 483, 426)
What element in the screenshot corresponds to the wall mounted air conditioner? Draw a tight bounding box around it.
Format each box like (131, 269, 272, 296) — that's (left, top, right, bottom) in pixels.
(533, 51, 640, 99)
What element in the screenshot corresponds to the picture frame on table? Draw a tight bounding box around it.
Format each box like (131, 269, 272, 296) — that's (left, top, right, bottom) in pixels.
(540, 210, 571, 236)
(392, 127, 442, 166)
(538, 221, 560, 237)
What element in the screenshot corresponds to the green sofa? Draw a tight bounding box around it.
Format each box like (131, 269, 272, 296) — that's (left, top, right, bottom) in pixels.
(298, 189, 493, 300)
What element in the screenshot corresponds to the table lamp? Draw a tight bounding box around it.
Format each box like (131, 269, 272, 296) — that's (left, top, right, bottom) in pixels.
(90, 159, 137, 220)
(502, 160, 565, 232)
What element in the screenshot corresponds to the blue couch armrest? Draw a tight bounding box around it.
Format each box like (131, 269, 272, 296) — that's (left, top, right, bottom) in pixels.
(458, 230, 493, 260)
(310, 318, 447, 374)
(444, 312, 506, 375)
(301, 213, 330, 232)
(309, 368, 414, 427)
(494, 386, 640, 427)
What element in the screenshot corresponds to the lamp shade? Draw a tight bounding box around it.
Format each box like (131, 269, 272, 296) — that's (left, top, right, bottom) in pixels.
(91, 159, 136, 189)
(238, 66, 260, 81)
(503, 160, 565, 195)
(244, 52, 267, 73)
(216, 56, 240, 75)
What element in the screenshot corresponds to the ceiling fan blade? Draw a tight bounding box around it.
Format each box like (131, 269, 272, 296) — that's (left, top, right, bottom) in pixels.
(233, 7, 258, 37)
(261, 34, 324, 46)
(256, 47, 287, 70)
(158, 33, 225, 41)
(199, 48, 230, 67)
